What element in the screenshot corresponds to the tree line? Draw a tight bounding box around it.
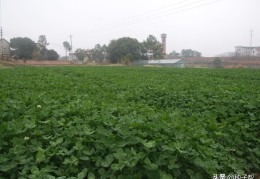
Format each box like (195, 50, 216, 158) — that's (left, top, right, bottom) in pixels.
(9, 34, 201, 62)
(168, 49, 201, 58)
(10, 35, 59, 60)
(69, 35, 202, 63)
(71, 35, 164, 64)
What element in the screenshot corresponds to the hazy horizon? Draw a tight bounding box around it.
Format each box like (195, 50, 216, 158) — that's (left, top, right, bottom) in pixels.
(1, 0, 260, 57)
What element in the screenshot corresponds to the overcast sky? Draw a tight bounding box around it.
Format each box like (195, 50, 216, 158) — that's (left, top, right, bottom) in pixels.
(1, 0, 260, 57)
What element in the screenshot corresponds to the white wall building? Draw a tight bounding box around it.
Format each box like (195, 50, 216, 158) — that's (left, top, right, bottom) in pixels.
(235, 46, 260, 56)
(251, 47, 260, 56)
(0, 39, 10, 60)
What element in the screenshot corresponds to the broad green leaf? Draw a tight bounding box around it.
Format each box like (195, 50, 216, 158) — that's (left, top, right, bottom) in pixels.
(78, 168, 88, 179)
(0, 154, 8, 163)
(142, 140, 156, 148)
(31, 166, 39, 174)
(101, 154, 114, 167)
(159, 170, 173, 179)
(111, 163, 124, 171)
(0, 162, 17, 172)
(194, 157, 204, 168)
(36, 149, 45, 163)
(88, 172, 95, 179)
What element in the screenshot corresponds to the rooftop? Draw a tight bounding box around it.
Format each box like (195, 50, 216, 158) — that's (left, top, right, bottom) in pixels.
(148, 59, 182, 64)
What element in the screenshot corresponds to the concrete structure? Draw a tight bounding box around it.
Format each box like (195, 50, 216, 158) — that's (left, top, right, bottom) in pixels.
(161, 34, 167, 55)
(0, 39, 10, 61)
(145, 59, 186, 68)
(251, 47, 260, 56)
(235, 46, 260, 56)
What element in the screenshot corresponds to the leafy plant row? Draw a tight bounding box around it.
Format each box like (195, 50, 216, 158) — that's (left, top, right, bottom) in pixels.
(0, 67, 259, 178)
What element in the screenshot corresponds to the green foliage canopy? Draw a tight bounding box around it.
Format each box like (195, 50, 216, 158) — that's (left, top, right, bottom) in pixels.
(181, 49, 202, 58)
(37, 35, 49, 48)
(75, 48, 86, 62)
(10, 37, 37, 59)
(63, 41, 72, 59)
(107, 37, 141, 63)
(142, 35, 163, 59)
(169, 50, 180, 58)
(46, 49, 59, 60)
(92, 44, 107, 62)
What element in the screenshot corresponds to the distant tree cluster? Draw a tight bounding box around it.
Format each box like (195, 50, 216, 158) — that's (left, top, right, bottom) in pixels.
(107, 37, 140, 64)
(107, 35, 163, 64)
(10, 35, 59, 60)
(168, 50, 180, 58)
(9, 34, 203, 63)
(72, 35, 163, 64)
(168, 49, 202, 58)
(74, 44, 107, 63)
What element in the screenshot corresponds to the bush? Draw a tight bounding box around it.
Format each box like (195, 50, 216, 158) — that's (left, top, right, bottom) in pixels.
(46, 49, 59, 60)
(213, 57, 223, 68)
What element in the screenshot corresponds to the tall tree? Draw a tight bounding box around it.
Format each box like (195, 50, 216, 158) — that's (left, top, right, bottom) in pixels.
(143, 35, 163, 59)
(32, 50, 44, 60)
(107, 37, 141, 64)
(63, 41, 72, 60)
(31, 35, 48, 60)
(38, 35, 49, 48)
(75, 48, 86, 63)
(92, 44, 107, 62)
(10, 37, 36, 59)
(85, 49, 94, 61)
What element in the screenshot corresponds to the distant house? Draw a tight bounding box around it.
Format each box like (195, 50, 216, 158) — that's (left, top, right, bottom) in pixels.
(235, 46, 260, 56)
(143, 59, 186, 68)
(0, 39, 10, 61)
(251, 47, 260, 56)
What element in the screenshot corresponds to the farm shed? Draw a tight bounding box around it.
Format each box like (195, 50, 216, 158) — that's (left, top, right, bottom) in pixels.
(145, 59, 186, 68)
(0, 38, 10, 61)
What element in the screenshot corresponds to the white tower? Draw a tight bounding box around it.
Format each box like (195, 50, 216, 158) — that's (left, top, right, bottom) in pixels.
(161, 34, 167, 55)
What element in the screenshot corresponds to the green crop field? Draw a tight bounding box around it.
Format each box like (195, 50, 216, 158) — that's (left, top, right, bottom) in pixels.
(0, 66, 259, 179)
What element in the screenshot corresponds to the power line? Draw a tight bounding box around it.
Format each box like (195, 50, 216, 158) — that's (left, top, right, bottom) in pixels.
(74, 0, 191, 37)
(127, 0, 222, 26)
(110, 0, 192, 23)
(74, 0, 221, 39)
(123, 0, 207, 24)
(46, 0, 222, 55)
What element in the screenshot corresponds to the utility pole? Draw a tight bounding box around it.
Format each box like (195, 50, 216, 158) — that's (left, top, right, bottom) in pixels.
(0, 0, 4, 61)
(1, 27, 3, 61)
(250, 29, 253, 47)
(69, 34, 73, 61)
